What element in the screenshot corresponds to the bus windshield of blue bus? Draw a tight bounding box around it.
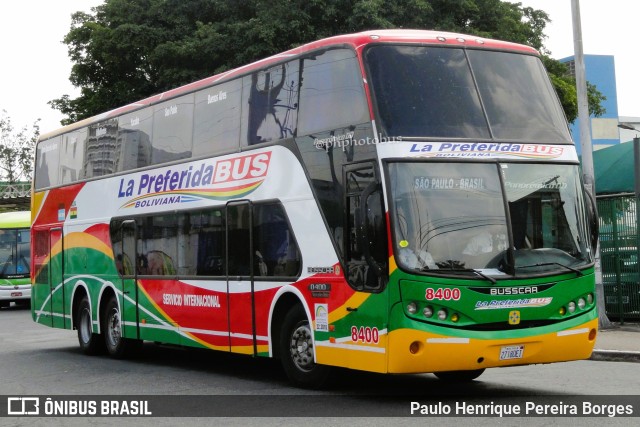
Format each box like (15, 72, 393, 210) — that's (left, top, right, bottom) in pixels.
(365, 45, 571, 143)
(0, 228, 30, 277)
(388, 162, 592, 277)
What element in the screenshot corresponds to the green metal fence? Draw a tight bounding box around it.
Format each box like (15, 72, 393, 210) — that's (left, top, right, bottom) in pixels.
(597, 194, 640, 321)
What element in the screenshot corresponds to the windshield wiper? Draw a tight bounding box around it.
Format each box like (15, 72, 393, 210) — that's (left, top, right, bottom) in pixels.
(426, 267, 497, 284)
(517, 262, 583, 276)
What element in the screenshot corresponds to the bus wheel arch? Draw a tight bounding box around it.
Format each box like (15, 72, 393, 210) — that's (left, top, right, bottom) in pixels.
(270, 292, 302, 360)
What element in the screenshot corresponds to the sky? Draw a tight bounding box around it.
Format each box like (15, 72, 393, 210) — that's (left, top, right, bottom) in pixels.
(517, 0, 640, 119)
(0, 0, 103, 134)
(1, 1, 640, 135)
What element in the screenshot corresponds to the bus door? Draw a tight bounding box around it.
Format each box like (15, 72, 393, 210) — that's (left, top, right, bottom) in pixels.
(31, 227, 64, 328)
(118, 220, 139, 340)
(226, 201, 256, 355)
(49, 227, 66, 329)
(32, 228, 53, 326)
(342, 163, 389, 370)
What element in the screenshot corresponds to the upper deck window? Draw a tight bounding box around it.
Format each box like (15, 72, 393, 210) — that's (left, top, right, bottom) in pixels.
(151, 94, 194, 164)
(365, 45, 571, 143)
(193, 78, 242, 156)
(297, 49, 369, 136)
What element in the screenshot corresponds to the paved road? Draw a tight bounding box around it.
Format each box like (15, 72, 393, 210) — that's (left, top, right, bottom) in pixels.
(1, 304, 639, 426)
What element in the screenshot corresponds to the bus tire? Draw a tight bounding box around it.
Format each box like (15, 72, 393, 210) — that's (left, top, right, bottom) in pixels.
(434, 368, 485, 382)
(279, 305, 331, 388)
(77, 296, 105, 355)
(103, 295, 141, 358)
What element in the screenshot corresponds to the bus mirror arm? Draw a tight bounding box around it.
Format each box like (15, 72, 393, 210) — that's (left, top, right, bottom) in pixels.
(584, 189, 599, 255)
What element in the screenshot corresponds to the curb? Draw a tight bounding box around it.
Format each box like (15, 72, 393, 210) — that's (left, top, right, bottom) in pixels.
(590, 349, 640, 363)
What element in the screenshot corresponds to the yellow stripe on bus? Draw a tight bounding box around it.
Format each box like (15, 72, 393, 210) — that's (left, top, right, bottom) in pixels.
(328, 292, 371, 323)
(61, 232, 113, 257)
(31, 191, 46, 222)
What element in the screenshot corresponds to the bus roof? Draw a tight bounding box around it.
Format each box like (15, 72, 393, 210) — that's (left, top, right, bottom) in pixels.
(39, 29, 539, 141)
(0, 211, 31, 228)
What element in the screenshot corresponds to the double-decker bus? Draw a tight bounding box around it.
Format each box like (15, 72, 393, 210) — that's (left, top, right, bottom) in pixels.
(0, 211, 31, 309)
(31, 29, 598, 387)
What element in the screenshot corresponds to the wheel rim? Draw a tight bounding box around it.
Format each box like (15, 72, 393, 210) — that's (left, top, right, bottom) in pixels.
(289, 321, 315, 372)
(79, 306, 92, 344)
(106, 307, 122, 348)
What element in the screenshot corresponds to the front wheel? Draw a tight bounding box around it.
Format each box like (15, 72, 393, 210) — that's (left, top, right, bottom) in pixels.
(434, 368, 485, 382)
(103, 296, 141, 358)
(279, 305, 331, 388)
(76, 296, 105, 355)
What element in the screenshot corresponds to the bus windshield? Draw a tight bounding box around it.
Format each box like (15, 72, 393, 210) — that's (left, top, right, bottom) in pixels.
(388, 162, 591, 277)
(365, 45, 571, 142)
(0, 228, 30, 278)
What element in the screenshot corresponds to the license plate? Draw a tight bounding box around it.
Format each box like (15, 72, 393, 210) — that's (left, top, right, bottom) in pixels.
(500, 345, 524, 360)
(11, 292, 23, 297)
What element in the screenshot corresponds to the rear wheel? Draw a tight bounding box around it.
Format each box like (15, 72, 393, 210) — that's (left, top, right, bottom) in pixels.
(103, 295, 141, 358)
(434, 368, 485, 382)
(77, 296, 105, 355)
(280, 305, 331, 388)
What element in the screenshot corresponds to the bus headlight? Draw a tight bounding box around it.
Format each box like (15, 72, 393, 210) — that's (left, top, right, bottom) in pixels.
(568, 301, 576, 313)
(577, 298, 586, 310)
(587, 293, 594, 304)
(437, 309, 448, 321)
(423, 306, 434, 318)
(407, 302, 417, 314)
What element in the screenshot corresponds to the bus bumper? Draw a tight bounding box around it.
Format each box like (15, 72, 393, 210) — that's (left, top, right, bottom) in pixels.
(0, 284, 31, 305)
(387, 317, 598, 374)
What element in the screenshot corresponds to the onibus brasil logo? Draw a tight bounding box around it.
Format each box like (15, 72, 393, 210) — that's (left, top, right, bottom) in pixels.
(117, 152, 271, 209)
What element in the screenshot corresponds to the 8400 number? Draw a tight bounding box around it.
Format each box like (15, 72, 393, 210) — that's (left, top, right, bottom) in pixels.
(425, 288, 461, 301)
(351, 326, 379, 344)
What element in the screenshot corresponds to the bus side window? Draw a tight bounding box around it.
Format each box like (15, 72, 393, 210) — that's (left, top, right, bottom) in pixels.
(193, 79, 242, 157)
(298, 49, 368, 136)
(117, 108, 153, 171)
(151, 94, 194, 164)
(227, 204, 251, 277)
(253, 203, 301, 278)
(137, 215, 178, 277)
(186, 209, 226, 277)
(243, 60, 300, 146)
(84, 119, 118, 179)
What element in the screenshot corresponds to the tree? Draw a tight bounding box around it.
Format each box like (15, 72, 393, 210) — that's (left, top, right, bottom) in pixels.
(0, 111, 39, 182)
(542, 56, 606, 123)
(51, 0, 604, 125)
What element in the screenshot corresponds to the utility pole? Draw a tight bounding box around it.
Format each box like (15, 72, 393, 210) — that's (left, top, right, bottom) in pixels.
(571, 0, 612, 329)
